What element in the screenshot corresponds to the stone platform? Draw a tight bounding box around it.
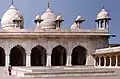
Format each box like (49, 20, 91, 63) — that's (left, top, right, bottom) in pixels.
(10, 66, 120, 79)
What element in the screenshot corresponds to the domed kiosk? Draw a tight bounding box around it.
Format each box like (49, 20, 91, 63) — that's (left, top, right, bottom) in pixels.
(95, 7, 111, 29)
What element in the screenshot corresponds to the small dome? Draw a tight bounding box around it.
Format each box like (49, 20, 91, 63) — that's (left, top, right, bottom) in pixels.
(97, 8, 110, 20)
(1, 5, 24, 29)
(35, 14, 41, 20)
(76, 15, 84, 21)
(71, 22, 78, 29)
(34, 14, 43, 23)
(40, 7, 57, 29)
(56, 14, 62, 20)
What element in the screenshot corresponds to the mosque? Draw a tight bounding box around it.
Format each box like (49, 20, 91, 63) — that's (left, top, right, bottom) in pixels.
(1, 1, 120, 79)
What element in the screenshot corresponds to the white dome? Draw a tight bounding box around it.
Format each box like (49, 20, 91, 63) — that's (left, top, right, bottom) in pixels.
(40, 8, 57, 29)
(76, 15, 84, 21)
(1, 5, 24, 29)
(56, 14, 62, 20)
(97, 8, 110, 20)
(71, 22, 78, 29)
(35, 14, 41, 21)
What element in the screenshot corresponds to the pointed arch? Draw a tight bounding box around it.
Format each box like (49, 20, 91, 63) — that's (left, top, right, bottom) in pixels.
(111, 55, 116, 66)
(0, 47, 5, 66)
(95, 56, 99, 66)
(10, 45, 26, 66)
(118, 55, 120, 66)
(106, 56, 110, 66)
(72, 45, 87, 65)
(51, 45, 67, 66)
(31, 45, 47, 66)
(100, 56, 104, 66)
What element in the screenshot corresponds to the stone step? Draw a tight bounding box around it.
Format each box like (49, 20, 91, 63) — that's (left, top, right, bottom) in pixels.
(25, 70, 115, 75)
(13, 66, 120, 79)
(23, 75, 120, 79)
(24, 73, 115, 79)
(31, 68, 111, 72)
(24, 68, 115, 78)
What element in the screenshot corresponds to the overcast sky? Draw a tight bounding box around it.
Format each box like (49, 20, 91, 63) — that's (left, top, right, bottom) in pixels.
(0, 0, 119, 44)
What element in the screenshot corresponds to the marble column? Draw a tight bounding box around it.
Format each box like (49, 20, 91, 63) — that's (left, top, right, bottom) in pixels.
(46, 54, 51, 66)
(26, 49, 31, 67)
(66, 54, 72, 66)
(99, 56, 101, 66)
(26, 55, 31, 67)
(94, 57, 97, 66)
(5, 55, 10, 67)
(116, 55, 118, 67)
(110, 56, 112, 66)
(5, 49, 10, 67)
(104, 56, 106, 66)
(103, 20, 106, 28)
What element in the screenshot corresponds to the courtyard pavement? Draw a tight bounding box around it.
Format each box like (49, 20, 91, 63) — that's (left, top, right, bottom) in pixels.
(0, 67, 21, 79)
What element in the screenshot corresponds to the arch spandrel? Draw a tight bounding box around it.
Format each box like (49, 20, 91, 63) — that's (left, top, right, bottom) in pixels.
(52, 44, 67, 49)
(10, 44, 25, 51)
(9, 44, 26, 52)
(31, 43, 47, 49)
(31, 45, 46, 53)
(72, 45, 87, 51)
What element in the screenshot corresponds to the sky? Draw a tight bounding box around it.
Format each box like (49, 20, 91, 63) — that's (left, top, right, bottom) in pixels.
(0, 0, 119, 44)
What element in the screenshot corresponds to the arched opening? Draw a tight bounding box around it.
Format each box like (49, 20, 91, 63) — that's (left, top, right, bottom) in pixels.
(51, 45, 67, 66)
(96, 56, 99, 66)
(118, 55, 120, 66)
(100, 56, 104, 66)
(10, 45, 26, 66)
(0, 47, 5, 66)
(72, 45, 87, 65)
(31, 45, 47, 66)
(111, 56, 116, 66)
(106, 56, 110, 66)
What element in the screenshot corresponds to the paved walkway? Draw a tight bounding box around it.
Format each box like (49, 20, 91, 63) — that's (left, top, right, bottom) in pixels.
(0, 67, 21, 79)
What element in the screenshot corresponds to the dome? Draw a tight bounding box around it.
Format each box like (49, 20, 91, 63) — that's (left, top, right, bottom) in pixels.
(71, 22, 78, 29)
(96, 8, 110, 20)
(75, 15, 85, 22)
(56, 14, 62, 20)
(1, 5, 24, 29)
(34, 14, 43, 23)
(40, 7, 57, 29)
(35, 14, 41, 20)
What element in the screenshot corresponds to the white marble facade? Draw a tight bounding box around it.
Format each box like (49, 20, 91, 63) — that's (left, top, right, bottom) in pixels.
(0, 3, 112, 67)
(0, 31, 109, 67)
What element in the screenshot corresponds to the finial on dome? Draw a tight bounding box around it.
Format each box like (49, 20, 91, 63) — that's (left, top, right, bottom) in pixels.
(48, 2, 50, 8)
(12, 0, 14, 5)
(47, 0, 52, 8)
(102, 6, 104, 9)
